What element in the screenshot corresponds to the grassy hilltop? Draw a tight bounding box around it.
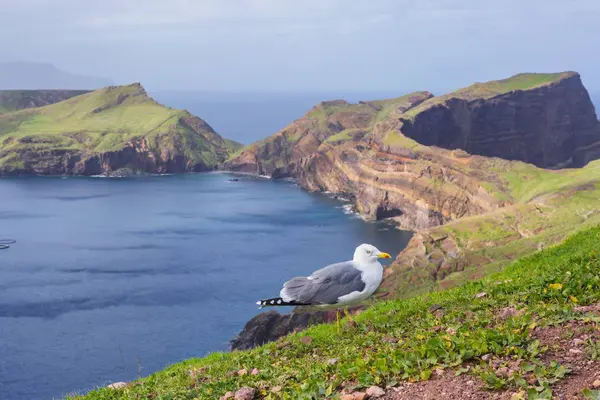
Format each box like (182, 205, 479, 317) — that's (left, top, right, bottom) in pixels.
(400, 72, 574, 120)
(0, 84, 241, 175)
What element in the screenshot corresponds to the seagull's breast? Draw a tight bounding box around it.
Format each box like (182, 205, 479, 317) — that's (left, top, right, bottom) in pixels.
(336, 262, 383, 305)
(360, 262, 384, 296)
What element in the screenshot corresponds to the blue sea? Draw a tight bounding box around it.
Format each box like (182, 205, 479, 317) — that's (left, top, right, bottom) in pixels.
(0, 174, 412, 400)
(150, 91, 403, 144)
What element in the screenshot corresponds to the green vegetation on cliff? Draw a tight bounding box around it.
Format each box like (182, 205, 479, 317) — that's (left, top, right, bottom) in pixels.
(73, 225, 600, 399)
(402, 72, 575, 120)
(223, 92, 434, 176)
(0, 84, 241, 174)
(380, 72, 597, 170)
(0, 89, 90, 114)
(384, 158, 600, 300)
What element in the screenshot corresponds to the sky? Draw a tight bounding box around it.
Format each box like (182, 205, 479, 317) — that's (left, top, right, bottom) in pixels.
(1, 0, 599, 93)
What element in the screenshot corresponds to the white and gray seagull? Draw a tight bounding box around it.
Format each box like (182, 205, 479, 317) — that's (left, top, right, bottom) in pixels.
(257, 244, 391, 325)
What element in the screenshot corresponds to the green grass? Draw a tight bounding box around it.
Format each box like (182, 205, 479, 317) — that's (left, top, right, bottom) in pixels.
(0, 90, 90, 114)
(324, 129, 364, 144)
(494, 160, 600, 203)
(73, 225, 600, 399)
(368, 92, 433, 123)
(452, 72, 572, 100)
(382, 130, 422, 149)
(2, 85, 177, 145)
(223, 138, 243, 153)
(402, 72, 574, 120)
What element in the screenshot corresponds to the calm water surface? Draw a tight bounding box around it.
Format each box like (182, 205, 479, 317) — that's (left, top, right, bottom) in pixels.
(0, 174, 412, 400)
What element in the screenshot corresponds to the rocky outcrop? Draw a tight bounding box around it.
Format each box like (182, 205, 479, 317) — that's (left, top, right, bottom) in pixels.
(0, 126, 232, 177)
(222, 92, 434, 178)
(396, 72, 600, 168)
(230, 306, 368, 351)
(6, 137, 210, 177)
(230, 310, 337, 350)
(0, 89, 90, 113)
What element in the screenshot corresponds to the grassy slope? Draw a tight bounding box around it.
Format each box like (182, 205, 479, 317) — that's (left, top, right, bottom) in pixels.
(0, 90, 90, 114)
(0, 84, 241, 170)
(0, 84, 179, 151)
(385, 158, 600, 300)
(74, 225, 600, 400)
(401, 72, 574, 120)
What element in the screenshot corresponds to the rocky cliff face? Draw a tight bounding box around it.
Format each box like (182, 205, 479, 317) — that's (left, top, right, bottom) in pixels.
(0, 90, 91, 114)
(0, 84, 241, 176)
(226, 72, 600, 231)
(298, 141, 508, 230)
(6, 132, 214, 177)
(396, 72, 599, 168)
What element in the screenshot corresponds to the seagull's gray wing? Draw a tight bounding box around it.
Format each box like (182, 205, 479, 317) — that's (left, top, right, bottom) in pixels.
(280, 261, 365, 305)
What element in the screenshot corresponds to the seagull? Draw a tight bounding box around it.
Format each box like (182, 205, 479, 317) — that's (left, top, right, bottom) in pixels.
(257, 244, 391, 328)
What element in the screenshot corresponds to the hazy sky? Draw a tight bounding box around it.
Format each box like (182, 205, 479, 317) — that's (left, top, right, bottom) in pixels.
(1, 0, 598, 92)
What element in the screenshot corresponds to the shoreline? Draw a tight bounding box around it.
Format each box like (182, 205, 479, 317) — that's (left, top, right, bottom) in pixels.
(1, 169, 413, 235)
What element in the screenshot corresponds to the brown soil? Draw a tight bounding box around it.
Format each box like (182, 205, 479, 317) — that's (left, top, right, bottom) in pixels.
(384, 304, 600, 400)
(384, 372, 511, 400)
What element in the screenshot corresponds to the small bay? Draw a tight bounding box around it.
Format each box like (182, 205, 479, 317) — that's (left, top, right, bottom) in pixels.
(0, 174, 412, 400)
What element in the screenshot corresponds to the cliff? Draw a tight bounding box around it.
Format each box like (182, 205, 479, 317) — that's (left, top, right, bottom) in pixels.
(226, 71, 600, 231)
(222, 92, 434, 178)
(228, 72, 600, 349)
(0, 84, 242, 176)
(394, 72, 600, 168)
(0, 89, 90, 114)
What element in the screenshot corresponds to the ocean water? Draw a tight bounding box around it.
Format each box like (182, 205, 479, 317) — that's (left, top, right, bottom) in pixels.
(150, 91, 402, 144)
(0, 174, 412, 400)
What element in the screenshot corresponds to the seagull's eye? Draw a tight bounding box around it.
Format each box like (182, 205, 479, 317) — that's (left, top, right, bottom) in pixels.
(366, 250, 372, 254)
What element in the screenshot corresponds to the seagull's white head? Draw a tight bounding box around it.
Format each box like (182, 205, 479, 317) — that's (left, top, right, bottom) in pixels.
(353, 244, 391, 264)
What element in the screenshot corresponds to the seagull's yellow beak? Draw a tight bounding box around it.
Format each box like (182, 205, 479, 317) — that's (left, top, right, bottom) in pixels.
(377, 252, 391, 259)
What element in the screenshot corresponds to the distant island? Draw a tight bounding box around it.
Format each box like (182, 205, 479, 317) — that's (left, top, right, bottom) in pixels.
(0, 62, 113, 90)
(0, 84, 241, 176)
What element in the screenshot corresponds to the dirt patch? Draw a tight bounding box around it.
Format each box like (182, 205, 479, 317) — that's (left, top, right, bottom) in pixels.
(531, 318, 600, 399)
(384, 372, 512, 400)
(385, 304, 600, 400)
